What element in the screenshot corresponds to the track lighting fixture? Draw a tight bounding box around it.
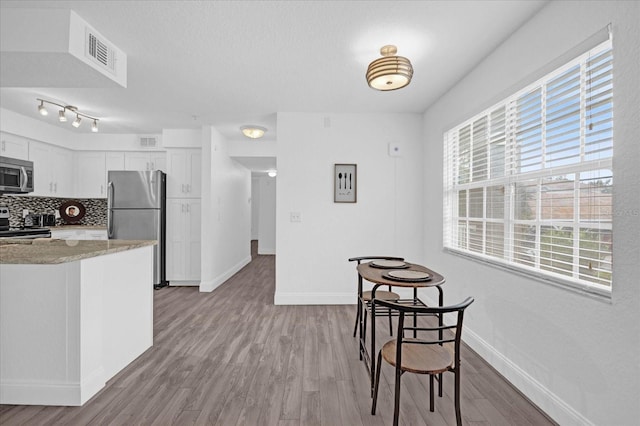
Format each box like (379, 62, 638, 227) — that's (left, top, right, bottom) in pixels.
(35, 98, 100, 132)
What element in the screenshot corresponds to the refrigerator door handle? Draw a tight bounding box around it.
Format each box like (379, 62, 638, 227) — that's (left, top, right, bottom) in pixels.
(107, 181, 114, 238)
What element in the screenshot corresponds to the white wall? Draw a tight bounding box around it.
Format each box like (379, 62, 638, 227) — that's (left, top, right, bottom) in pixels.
(200, 125, 252, 292)
(251, 176, 261, 240)
(257, 176, 276, 255)
(275, 112, 424, 304)
(421, 1, 639, 425)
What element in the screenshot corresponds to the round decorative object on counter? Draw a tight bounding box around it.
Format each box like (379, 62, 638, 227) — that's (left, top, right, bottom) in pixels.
(59, 200, 86, 223)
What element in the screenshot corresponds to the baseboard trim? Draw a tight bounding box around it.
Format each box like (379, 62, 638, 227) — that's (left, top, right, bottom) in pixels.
(1, 367, 105, 406)
(199, 256, 252, 292)
(274, 291, 354, 305)
(419, 294, 592, 426)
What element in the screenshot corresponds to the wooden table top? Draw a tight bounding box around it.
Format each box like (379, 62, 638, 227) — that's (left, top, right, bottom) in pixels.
(357, 261, 445, 288)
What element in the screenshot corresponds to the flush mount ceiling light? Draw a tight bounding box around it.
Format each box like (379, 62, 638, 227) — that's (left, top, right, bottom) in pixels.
(240, 125, 267, 139)
(36, 98, 100, 132)
(267, 170, 277, 177)
(366, 45, 413, 91)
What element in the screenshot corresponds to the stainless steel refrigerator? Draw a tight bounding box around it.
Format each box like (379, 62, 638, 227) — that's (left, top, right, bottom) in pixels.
(107, 170, 167, 288)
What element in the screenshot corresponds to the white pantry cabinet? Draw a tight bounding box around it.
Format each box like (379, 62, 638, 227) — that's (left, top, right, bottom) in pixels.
(165, 149, 201, 198)
(124, 152, 166, 172)
(0, 134, 29, 160)
(166, 198, 201, 283)
(75, 151, 125, 198)
(29, 142, 73, 197)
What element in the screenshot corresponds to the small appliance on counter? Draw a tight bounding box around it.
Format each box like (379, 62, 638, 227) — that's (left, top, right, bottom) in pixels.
(0, 203, 10, 231)
(0, 204, 51, 239)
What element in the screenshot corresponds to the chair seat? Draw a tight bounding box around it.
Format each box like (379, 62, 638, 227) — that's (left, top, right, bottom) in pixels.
(362, 290, 400, 302)
(381, 339, 454, 374)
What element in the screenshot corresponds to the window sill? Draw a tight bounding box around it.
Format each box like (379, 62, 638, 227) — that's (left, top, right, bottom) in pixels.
(443, 247, 612, 303)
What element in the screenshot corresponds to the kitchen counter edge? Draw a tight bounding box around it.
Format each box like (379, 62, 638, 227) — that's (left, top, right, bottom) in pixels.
(0, 239, 157, 265)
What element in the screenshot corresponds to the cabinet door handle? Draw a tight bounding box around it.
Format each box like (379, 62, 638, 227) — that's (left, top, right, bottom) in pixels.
(54, 182, 57, 193)
(101, 184, 104, 195)
(186, 203, 190, 213)
(1, 141, 5, 151)
(49, 182, 53, 192)
(186, 184, 191, 193)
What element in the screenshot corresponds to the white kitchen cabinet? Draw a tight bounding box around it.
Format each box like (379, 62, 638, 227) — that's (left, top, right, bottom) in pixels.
(165, 149, 201, 198)
(50, 228, 108, 240)
(75, 151, 125, 198)
(124, 152, 166, 172)
(0, 134, 29, 160)
(29, 142, 73, 197)
(166, 198, 201, 283)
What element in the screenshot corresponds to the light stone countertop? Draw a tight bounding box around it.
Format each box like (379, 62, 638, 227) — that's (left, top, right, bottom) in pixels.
(50, 225, 107, 230)
(0, 239, 156, 265)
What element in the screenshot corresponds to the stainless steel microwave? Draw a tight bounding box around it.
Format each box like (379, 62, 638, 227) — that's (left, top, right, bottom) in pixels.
(0, 156, 34, 194)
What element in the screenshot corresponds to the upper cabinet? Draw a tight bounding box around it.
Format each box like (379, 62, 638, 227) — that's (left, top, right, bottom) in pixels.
(124, 152, 166, 172)
(165, 149, 201, 198)
(0, 134, 29, 160)
(75, 151, 125, 198)
(29, 142, 73, 197)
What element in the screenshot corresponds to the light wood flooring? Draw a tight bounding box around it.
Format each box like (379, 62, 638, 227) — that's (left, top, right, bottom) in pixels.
(0, 243, 556, 425)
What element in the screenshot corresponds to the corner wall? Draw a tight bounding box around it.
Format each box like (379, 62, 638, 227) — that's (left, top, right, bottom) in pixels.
(200, 126, 252, 292)
(275, 112, 424, 304)
(421, 1, 639, 424)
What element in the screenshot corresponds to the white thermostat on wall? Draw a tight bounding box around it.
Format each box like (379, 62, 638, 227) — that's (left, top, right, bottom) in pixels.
(388, 142, 401, 157)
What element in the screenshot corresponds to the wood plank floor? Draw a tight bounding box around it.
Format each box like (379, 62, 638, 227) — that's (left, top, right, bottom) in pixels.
(0, 243, 556, 425)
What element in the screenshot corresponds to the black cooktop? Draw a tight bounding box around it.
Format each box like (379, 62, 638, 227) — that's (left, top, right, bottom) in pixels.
(0, 227, 51, 238)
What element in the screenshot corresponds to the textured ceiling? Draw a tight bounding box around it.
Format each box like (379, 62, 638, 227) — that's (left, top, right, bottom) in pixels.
(0, 0, 548, 141)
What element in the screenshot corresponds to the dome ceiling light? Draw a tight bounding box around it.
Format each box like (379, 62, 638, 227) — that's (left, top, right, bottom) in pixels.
(366, 45, 413, 91)
(240, 125, 267, 139)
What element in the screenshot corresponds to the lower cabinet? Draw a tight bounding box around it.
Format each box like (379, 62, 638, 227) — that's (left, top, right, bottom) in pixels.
(166, 198, 201, 283)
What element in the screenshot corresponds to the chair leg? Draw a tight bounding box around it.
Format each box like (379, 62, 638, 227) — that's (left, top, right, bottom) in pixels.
(371, 350, 383, 415)
(429, 374, 435, 412)
(438, 372, 443, 397)
(363, 307, 368, 340)
(388, 306, 393, 336)
(454, 371, 462, 426)
(393, 366, 402, 426)
(353, 300, 360, 337)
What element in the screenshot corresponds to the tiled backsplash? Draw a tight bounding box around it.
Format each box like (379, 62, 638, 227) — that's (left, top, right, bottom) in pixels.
(0, 195, 107, 228)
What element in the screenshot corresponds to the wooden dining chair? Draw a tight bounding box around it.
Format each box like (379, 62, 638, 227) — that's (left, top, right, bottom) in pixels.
(371, 297, 474, 426)
(348, 256, 404, 337)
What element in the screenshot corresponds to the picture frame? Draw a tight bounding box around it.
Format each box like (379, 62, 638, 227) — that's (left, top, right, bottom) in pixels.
(59, 200, 86, 223)
(334, 163, 357, 203)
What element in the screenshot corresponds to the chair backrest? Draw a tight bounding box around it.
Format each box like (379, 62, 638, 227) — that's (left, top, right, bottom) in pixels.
(348, 256, 404, 265)
(374, 297, 474, 368)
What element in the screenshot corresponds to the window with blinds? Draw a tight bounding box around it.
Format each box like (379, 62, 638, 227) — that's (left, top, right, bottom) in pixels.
(443, 39, 613, 294)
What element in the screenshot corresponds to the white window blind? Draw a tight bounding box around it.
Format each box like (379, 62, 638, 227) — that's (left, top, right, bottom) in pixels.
(443, 39, 613, 294)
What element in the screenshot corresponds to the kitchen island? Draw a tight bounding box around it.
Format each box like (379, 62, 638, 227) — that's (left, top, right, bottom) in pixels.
(0, 239, 156, 406)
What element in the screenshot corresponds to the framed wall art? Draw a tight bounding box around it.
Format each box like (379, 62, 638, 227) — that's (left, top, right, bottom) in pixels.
(334, 163, 357, 203)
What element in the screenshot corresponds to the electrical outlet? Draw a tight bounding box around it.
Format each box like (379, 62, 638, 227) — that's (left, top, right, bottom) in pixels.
(290, 212, 301, 222)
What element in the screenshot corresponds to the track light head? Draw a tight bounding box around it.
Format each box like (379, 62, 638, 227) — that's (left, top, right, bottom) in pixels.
(91, 119, 99, 133)
(38, 100, 48, 116)
(72, 115, 82, 128)
(58, 109, 67, 122)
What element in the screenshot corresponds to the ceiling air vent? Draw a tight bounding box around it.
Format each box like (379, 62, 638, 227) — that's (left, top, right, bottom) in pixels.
(140, 136, 158, 148)
(85, 29, 117, 74)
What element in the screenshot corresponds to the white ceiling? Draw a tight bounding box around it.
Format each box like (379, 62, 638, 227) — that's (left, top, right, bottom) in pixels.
(0, 0, 547, 144)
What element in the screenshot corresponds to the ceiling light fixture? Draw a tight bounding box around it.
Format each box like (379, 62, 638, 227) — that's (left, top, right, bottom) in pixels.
(38, 100, 48, 116)
(267, 170, 277, 177)
(240, 125, 267, 139)
(35, 98, 100, 132)
(366, 45, 413, 91)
